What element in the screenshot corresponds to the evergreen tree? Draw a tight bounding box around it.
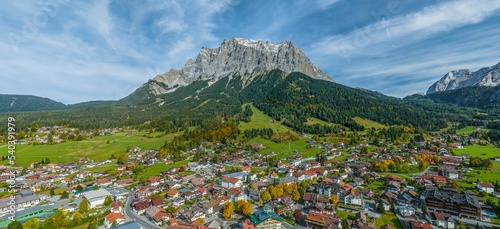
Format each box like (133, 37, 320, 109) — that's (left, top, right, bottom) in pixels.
(7, 221, 22, 229)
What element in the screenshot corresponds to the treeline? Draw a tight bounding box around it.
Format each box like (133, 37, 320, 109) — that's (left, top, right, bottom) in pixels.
(240, 71, 472, 132)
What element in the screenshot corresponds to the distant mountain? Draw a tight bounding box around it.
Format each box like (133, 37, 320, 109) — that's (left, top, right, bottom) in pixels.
(0, 94, 66, 112)
(427, 62, 500, 94)
(121, 38, 332, 103)
(423, 85, 500, 107)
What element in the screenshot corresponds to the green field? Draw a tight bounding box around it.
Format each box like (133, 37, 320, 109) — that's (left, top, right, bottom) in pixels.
(353, 117, 387, 129)
(454, 145, 500, 159)
(305, 117, 337, 127)
(456, 126, 481, 135)
(137, 160, 190, 180)
(248, 137, 322, 159)
(336, 210, 355, 219)
(0, 131, 179, 167)
(463, 162, 500, 184)
(238, 105, 289, 132)
(375, 212, 404, 229)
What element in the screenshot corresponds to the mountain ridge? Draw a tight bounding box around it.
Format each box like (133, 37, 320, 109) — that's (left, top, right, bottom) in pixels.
(137, 38, 332, 98)
(427, 62, 500, 94)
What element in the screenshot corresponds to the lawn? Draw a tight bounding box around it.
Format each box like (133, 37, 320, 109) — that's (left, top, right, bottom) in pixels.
(353, 117, 387, 130)
(375, 212, 404, 229)
(137, 160, 190, 180)
(463, 162, 500, 184)
(454, 145, 500, 159)
(238, 105, 289, 132)
(456, 126, 481, 135)
(336, 210, 355, 219)
(305, 117, 337, 127)
(248, 137, 322, 159)
(0, 131, 180, 167)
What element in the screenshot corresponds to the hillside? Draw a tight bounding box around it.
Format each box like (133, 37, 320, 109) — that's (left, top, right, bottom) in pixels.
(0, 94, 66, 112)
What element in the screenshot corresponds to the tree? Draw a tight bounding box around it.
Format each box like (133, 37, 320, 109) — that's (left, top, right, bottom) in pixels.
(222, 201, 235, 219)
(104, 196, 113, 206)
(422, 201, 427, 213)
(50, 188, 55, 196)
(242, 202, 253, 215)
(73, 211, 83, 226)
(53, 209, 65, 229)
(292, 190, 301, 202)
(60, 191, 69, 199)
(7, 221, 23, 229)
(41, 218, 55, 229)
(330, 194, 339, 207)
(22, 218, 41, 229)
(258, 198, 263, 206)
(236, 200, 247, 211)
(450, 180, 462, 192)
(261, 190, 271, 202)
(293, 209, 302, 222)
(342, 219, 350, 229)
(79, 199, 89, 213)
(44, 158, 51, 164)
(377, 198, 385, 213)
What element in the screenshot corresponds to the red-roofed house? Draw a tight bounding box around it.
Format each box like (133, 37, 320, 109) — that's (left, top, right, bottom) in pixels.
(477, 182, 495, 193)
(221, 176, 242, 188)
(104, 212, 125, 228)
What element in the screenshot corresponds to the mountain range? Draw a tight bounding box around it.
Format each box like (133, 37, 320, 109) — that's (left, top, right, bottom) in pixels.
(0, 38, 496, 131)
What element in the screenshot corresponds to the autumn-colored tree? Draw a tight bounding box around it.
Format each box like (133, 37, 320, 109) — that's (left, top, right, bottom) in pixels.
(261, 190, 271, 201)
(293, 209, 302, 222)
(236, 200, 247, 210)
(72, 211, 83, 225)
(222, 201, 235, 219)
(78, 199, 89, 213)
(196, 218, 204, 224)
(22, 218, 41, 229)
(292, 190, 301, 202)
(258, 198, 263, 206)
(330, 194, 339, 206)
(242, 202, 253, 215)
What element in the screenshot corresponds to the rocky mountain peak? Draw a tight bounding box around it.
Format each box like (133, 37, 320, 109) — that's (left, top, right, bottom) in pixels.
(151, 38, 332, 95)
(427, 61, 500, 94)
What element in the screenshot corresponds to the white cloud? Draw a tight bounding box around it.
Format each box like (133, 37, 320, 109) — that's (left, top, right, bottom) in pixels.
(312, 0, 500, 58)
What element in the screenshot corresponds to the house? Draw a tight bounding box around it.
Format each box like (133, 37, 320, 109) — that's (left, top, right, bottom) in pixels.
(398, 205, 415, 216)
(171, 197, 185, 208)
(115, 178, 134, 187)
(427, 211, 455, 229)
(386, 181, 401, 193)
(221, 176, 242, 188)
(305, 212, 342, 229)
(166, 189, 180, 199)
(200, 200, 220, 217)
(240, 219, 258, 229)
(152, 197, 164, 207)
(425, 188, 481, 218)
(104, 212, 125, 228)
(227, 187, 246, 202)
(408, 221, 432, 229)
(344, 189, 363, 206)
(477, 182, 495, 193)
(110, 201, 123, 213)
(249, 209, 284, 229)
(145, 206, 169, 226)
(133, 201, 151, 214)
(438, 165, 460, 179)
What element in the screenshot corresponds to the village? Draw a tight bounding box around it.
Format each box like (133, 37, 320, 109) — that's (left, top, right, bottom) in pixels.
(1, 126, 500, 229)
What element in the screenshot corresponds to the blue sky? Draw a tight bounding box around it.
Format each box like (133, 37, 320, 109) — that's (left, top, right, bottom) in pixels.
(2, 0, 500, 104)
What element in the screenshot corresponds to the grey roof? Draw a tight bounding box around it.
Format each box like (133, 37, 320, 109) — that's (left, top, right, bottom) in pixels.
(1, 205, 56, 220)
(82, 189, 112, 201)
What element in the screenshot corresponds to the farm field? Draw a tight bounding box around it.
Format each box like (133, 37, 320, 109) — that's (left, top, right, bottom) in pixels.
(248, 137, 322, 159)
(456, 126, 481, 135)
(454, 145, 500, 159)
(0, 131, 178, 167)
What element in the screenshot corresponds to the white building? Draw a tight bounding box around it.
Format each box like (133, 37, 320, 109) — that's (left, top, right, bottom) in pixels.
(82, 189, 112, 208)
(477, 182, 495, 194)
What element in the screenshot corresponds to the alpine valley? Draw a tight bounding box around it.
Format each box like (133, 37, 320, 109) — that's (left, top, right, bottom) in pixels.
(3, 39, 500, 229)
(0, 38, 497, 133)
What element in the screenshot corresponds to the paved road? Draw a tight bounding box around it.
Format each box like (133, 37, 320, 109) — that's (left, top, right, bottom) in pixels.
(124, 195, 162, 229)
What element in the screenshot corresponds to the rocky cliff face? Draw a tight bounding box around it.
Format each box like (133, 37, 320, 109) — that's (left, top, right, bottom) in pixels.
(150, 38, 332, 95)
(427, 62, 500, 94)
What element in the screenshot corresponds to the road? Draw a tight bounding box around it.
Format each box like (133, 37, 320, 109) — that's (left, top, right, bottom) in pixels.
(124, 195, 163, 229)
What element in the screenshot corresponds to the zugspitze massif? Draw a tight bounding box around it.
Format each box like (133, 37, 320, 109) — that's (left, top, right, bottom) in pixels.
(146, 38, 333, 95)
